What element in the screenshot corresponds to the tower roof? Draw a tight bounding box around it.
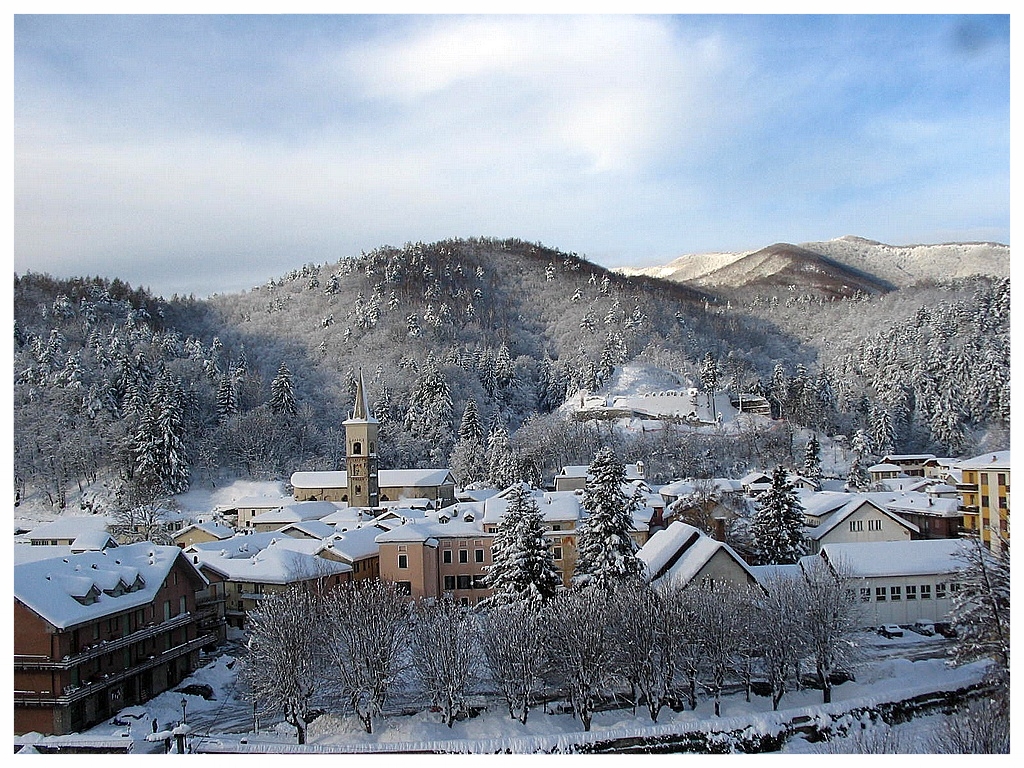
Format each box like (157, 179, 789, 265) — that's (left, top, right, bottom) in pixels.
(346, 370, 379, 424)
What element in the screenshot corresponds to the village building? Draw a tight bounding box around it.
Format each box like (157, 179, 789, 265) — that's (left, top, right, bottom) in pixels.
(880, 453, 937, 478)
(171, 521, 236, 549)
(637, 521, 761, 589)
(811, 539, 966, 626)
(14, 543, 211, 736)
(956, 450, 1010, 552)
(222, 494, 295, 530)
(800, 493, 918, 554)
(16, 515, 114, 548)
(247, 500, 345, 533)
(552, 461, 646, 492)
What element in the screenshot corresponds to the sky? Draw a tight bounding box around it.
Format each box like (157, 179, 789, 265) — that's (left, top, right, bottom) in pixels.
(12, 11, 1011, 298)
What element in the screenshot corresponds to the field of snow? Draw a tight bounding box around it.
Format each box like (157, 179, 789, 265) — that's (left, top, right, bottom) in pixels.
(33, 629, 988, 755)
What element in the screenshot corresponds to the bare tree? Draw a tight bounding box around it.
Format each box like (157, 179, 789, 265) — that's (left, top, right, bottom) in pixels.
(694, 581, 746, 716)
(544, 587, 618, 731)
(928, 696, 1010, 754)
(409, 595, 478, 728)
(322, 579, 410, 734)
(801, 555, 864, 703)
(668, 579, 708, 711)
(949, 535, 1010, 688)
(109, 479, 174, 544)
(756, 571, 810, 710)
(609, 580, 678, 722)
(242, 586, 326, 745)
(478, 601, 550, 724)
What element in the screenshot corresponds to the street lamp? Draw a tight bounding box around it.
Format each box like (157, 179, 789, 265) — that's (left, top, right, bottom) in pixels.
(180, 697, 187, 725)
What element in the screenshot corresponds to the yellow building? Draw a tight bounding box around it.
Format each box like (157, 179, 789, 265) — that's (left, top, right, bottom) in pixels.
(957, 451, 1010, 551)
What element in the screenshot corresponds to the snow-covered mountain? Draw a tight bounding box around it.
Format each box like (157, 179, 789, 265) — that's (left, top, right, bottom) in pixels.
(617, 235, 1010, 292)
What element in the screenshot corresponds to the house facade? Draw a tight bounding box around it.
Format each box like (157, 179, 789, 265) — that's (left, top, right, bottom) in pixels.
(956, 450, 1010, 552)
(13, 543, 212, 736)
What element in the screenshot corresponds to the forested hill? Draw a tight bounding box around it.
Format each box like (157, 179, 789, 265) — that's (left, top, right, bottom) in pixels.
(12, 236, 1010, 513)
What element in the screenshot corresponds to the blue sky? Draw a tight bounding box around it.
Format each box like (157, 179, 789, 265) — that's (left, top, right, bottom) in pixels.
(13, 13, 1010, 298)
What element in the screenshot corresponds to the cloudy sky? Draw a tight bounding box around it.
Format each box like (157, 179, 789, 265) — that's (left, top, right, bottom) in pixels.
(13, 13, 1010, 298)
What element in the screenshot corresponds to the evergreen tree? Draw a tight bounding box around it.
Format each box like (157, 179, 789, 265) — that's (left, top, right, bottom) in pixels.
(404, 358, 454, 461)
(573, 447, 642, 591)
(269, 361, 298, 416)
(487, 425, 520, 489)
(700, 352, 720, 421)
(458, 399, 484, 442)
(484, 484, 560, 605)
(133, 373, 190, 494)
(749, 465, 806, 565)
(802, 434, 822, 487)
(216, 374, 238, 423)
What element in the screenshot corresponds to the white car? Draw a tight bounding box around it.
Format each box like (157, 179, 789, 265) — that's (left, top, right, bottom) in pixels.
(878, 624, 904, 638)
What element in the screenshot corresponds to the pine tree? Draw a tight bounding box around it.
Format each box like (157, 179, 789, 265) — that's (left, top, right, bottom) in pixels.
(749, 466, 806, 565)
(458, 399, 483, 442)
(700, 352, 720, 421)
(404, 358, 454, 460)
(132, 373, 190, 494)
(484, 484, 560, 605)
(802, 434, 822, 487)
(573, 447, 642, 591)
(216, 375, 238, 423)
(487, 425, 520, 489)
(269, 362, 298, 416)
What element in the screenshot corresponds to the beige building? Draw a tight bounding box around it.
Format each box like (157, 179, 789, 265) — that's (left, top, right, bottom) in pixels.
(802, 495, 917, 554)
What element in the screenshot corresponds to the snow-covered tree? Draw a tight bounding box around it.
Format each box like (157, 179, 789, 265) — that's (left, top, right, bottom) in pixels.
(543, 587, 618, 731)
(132, 373, 190, 494)
(802, 434, 822, 487)
(749, 466, 806, 565)
(573, 447, 642, 591)
(479, 601, 550, 725)
(846, 429, 873, 491)
(404, 358, 454, 462)
(949, 535, 1010, 688)
(487, 424, 521, 489)
(484, 484, 560, 605)
(243, 586, 326, 745)
(609, 580, 678, 722)
(269, 361, 298, 416)
(700, 352, 720, 421)
(458, 398, 484, 442)
(755, 572, 810, 711)
(322, 579, 409, 734)
(216, 374, 238, 423)
(801, 555, 863, 704)
(409, 595, 478, 728)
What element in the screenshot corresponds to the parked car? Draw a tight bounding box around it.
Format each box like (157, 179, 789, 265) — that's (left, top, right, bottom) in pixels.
(911, 621, 935, 636)
(878, 624, 904, 638)
(934, 622, 958, 639)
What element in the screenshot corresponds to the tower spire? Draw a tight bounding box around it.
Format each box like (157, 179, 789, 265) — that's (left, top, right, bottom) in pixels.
(352, 369, 370, 421)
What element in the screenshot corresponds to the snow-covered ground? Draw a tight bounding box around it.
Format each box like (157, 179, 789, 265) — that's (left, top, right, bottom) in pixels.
(23, 629, 988, 755)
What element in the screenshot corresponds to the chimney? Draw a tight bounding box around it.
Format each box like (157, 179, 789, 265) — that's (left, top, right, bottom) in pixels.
(714, 517, 726, 541)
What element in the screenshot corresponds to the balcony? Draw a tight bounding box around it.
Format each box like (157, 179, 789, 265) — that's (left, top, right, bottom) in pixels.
(14, 632, 216, 707)
(14, 612, 195, 671)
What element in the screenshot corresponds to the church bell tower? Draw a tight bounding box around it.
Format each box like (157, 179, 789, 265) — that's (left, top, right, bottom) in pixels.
(344, 371, 380, 509)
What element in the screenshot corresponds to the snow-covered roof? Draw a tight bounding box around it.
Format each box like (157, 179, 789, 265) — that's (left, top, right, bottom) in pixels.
(251, 500, 340, 524)
(17, 515, 112, 543)
(956, 450, 1010, 470)
(173, 522, 236, 541)
(740, 471, 772, 486)
(323, 524, 385, 561)
(13, 543, 74, 565)
(480, 488, 583, 526)
(819, 539, 966, 578)
(884, 494, 960, 517)
(555, 463, 645, 480)
(275, 520, 339, 539)
(638, 521, 757, 586)
(659, 480, 695, 497)
(14, 543, 207, 630)
(374, 514, 487, 544)
(882, 454, 937, 463)
(221, 495, 293, 510)
(70, 530, 119, 552)
(190, 541, 351, 583)
(748, 563, 803, 585)
(290, 469, 456, 489)
(868, 463, 902, 473)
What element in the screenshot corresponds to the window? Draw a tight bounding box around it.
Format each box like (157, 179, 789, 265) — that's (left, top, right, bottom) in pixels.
(981, 495, 989, 508)
(353, 441, 362, 455)
(920, 584, 932, 599)
(180, 595, 187, 614)
(997, 473, 1006, 486)
(459, 549, 469, 564)
(552, 524, 562, 531)
(472, 575, 487, 590)
(906, 585, 917, 600)
(875, 587, 886, 602)
(396, 581, 411, 595)
(457, 575, 472, 590)
(443, 575, 455, 591)
(553, 547, 563, 561)
(890, 586, 901, 601)
(849, 520, 864, 532)
(868, 519, 882, 531)
(860, 588, 871, 602)
(950, 582, 960, 594)
(398, 554, 408, 569)
(936, 583, 947, 599)
(442, 549, 453, 564)
(474, 549, 485, 563)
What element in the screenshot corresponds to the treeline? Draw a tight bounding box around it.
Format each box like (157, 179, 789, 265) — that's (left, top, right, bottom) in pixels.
(243, 563, 860, 745)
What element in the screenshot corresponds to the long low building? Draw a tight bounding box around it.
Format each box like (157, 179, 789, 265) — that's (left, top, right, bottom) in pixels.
(290, 469, 457, 508)
(815, 538, 966, 627)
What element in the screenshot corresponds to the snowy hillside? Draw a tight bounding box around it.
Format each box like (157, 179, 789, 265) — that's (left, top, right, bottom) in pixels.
(799, 235, 1009, 288)
(615, 235, 1009, 291)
